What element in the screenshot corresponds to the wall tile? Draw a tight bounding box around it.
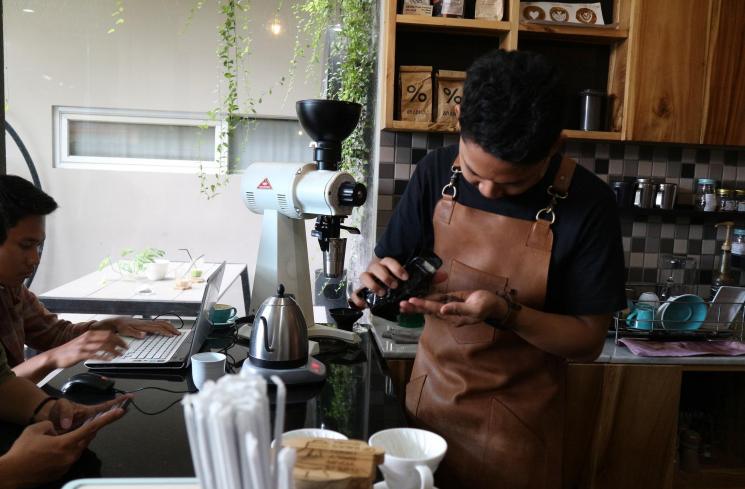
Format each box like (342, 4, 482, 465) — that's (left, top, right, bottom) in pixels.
(375, 130, 745, 289)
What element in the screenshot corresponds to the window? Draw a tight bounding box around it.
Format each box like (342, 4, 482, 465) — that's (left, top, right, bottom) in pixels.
(228, 116, 313, 172)
(54, 106, 224, 173)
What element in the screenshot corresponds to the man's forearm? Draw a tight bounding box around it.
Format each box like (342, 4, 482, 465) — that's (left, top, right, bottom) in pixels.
(0, 376, 48, 425)
(504, 304, 610, 362)
(11, 353, 54, 384)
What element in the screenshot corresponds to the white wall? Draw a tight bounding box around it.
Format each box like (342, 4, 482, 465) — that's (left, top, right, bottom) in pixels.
(4, 0, 326, 313)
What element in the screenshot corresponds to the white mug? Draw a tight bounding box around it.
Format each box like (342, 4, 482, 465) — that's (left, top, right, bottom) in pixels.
(145, 259, 170, 281)
(368, 428, 447, 489)
(190, 352, 226, 390)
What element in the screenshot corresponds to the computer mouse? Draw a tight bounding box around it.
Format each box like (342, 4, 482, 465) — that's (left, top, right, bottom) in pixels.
(61, 372, 116, 395)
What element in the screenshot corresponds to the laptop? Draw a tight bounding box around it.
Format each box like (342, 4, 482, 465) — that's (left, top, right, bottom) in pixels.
(86, 262, 225, 370)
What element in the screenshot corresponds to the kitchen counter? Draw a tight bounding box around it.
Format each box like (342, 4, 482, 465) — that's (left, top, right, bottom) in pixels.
(371, 317, 745, 365)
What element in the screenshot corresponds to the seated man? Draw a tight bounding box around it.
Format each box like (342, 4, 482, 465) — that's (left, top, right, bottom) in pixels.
(0, 175, 180, 382)
(0, 341, 127, 488)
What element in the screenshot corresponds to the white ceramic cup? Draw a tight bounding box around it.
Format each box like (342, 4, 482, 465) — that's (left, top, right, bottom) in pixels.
(368, 428, 447, 489)
(145, 259, 170, 281)
(190, 352, 226, 390)
(637, 291, 660, 308)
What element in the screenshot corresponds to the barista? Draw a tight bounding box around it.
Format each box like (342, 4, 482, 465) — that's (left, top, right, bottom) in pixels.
(351, 50, 626, 488)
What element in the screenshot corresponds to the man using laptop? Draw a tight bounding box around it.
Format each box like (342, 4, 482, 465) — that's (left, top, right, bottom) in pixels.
(0, 175, 180, 382)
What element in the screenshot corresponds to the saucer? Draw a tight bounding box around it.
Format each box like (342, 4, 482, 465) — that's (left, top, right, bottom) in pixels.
(374, 483, 438, 489)
(209, 318, 237, 329)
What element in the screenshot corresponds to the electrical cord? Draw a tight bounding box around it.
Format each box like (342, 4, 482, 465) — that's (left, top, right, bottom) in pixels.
(114, 386, 191, 416)
(153, 312, 186, 329)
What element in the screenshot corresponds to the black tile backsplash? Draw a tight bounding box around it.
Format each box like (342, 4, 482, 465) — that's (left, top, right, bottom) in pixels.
(377, 131, 745, 294)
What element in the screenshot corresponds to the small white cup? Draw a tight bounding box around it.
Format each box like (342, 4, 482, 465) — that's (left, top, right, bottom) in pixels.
(145, 259, 170, 281)
(369, 428, 447, 489)
(190, 352, 226, 390)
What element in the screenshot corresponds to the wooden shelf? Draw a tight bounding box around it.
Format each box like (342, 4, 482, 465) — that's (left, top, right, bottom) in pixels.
(396, 14, 511, 35)
(386, 120, 458, 133)
(619, 206, 745, 222)
(562, 129, 622, 141)
(518, 22, 629, 43)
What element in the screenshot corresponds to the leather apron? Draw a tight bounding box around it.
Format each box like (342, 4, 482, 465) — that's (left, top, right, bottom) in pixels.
(405, 155, 577, 489)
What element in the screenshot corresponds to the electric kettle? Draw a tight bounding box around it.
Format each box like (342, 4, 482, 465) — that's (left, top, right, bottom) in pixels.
(248, 284, 309, 369)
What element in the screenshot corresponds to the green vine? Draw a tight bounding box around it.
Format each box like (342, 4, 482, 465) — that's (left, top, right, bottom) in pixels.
(107, 0, 125, 34)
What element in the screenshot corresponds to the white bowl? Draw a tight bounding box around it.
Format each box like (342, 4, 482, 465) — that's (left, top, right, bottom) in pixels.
(273, 428, 347, 448)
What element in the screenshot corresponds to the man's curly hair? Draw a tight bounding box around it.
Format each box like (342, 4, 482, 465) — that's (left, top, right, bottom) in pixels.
(459, 49, 567, 165)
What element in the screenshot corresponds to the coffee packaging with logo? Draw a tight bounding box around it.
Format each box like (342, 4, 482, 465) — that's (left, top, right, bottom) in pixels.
(475, 0, 504, 20)
(433, 0, 464, 18)
(435, 70, 466, 128)
(399, 66, 433, 122)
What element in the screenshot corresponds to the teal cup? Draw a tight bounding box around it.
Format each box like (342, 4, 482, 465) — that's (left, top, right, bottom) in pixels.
(626, 303, 656, 330)
(210, 303, 237, 325)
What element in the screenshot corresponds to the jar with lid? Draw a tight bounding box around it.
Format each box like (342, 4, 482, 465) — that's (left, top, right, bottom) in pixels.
(736, 190, 745, 212)
(695, 178, 717, 211)
(717, 188, 736, 212)
(734, 229, 745, 256)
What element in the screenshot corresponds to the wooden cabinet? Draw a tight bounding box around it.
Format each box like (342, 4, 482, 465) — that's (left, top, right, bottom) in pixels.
(382, 0, 745, 146)
(701, 0, 745, 146)
(382, 0, 630, 141)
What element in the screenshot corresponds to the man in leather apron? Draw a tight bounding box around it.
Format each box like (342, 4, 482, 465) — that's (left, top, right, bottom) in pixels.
(352, 50, 626, 488)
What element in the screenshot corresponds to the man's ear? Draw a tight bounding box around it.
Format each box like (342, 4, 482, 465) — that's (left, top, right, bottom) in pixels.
(549, 133, 565, 156)
(455, 104, 461, 131)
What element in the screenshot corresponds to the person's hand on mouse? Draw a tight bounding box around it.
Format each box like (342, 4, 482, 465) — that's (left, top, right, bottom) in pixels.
(35, 395, 132, 433)
(91, 317, 180, 339)
(2, 401, 127, 487)
(39, 330, 130, 369)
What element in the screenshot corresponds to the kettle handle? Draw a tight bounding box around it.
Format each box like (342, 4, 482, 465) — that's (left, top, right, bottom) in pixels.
(259, 316, 274, 353)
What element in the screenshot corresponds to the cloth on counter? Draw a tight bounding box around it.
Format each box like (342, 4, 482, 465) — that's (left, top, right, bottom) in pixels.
(619, 338, 745, 357)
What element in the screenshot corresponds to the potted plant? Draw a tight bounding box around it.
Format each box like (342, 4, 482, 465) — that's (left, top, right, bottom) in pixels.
(99, 248, 168, 280)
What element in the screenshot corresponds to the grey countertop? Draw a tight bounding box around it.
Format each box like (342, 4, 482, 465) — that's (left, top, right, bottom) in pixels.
(370, 317, 745, 366)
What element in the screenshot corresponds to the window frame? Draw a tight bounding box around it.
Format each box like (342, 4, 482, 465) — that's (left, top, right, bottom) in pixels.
(53, 106, 226, 174)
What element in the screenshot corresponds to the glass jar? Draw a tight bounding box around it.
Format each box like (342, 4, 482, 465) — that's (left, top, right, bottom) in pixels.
(734, 229, 745, 256)
(736, 190, 745, 212)
(717, 188, 735, 211)
(695, 178, 717, 211)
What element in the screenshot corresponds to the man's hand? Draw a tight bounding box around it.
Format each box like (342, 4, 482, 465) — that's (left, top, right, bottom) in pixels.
(37, 395, 131, 433)
(401, 290, 506, 327)
(92, 317, 180, 339)
(2, 405, 126, 488)
(350, 257, 447, 310)
(42, 330, 129, 369)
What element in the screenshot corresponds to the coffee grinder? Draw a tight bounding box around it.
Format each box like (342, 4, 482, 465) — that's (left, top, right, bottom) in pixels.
(239, 99, 367, 344)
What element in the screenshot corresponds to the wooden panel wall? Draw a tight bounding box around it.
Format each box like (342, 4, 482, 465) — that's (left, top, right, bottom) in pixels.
(626, 0, 711, 143)
(701, 0, 745, 146)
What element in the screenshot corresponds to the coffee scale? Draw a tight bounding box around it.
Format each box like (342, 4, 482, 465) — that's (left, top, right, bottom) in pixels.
(239, 99, 367, 384)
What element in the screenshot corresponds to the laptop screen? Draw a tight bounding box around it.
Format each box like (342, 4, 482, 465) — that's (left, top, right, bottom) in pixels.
(188, 261, 226, 360)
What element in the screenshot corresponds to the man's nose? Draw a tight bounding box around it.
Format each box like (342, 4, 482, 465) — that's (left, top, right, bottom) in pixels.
(479, 181, 503, 199)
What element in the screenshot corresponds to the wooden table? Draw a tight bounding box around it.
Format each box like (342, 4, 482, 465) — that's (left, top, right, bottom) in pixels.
(38, 262, 250, 317)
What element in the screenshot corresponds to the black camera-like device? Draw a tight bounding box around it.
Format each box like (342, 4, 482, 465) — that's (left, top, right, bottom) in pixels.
(360, 253, 443, 321)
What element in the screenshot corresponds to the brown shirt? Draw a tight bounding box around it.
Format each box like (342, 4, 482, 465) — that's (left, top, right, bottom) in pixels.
(0, 285, 94, 367)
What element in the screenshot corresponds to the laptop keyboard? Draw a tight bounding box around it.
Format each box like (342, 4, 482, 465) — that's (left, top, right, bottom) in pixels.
(118, 329, 192, 362)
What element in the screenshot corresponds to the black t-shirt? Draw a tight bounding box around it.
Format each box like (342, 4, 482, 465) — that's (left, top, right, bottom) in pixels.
(375, 144, 627, 316)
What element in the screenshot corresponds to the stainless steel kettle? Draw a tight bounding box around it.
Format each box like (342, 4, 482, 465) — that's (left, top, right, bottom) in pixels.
(248, 284, 308, 369)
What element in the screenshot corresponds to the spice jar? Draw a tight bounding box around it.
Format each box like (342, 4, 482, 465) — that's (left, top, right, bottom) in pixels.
(695, 178, 717, 211)
(733, 229, 745, 256)
(736, 190, 745, 212)
(717, 188, 736, 212)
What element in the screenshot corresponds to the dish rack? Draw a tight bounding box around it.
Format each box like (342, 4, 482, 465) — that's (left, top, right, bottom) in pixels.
(614, 283, 745, 343)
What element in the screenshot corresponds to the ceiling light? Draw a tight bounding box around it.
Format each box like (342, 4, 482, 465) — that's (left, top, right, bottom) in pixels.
(22, 8, 35, 13)
(269, 16, 282, 36)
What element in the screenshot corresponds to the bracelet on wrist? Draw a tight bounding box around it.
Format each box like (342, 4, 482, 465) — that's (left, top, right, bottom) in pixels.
(28, 396, 58, 425)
